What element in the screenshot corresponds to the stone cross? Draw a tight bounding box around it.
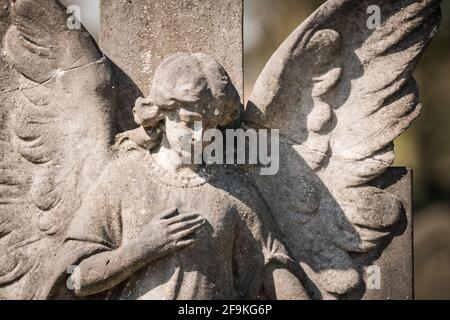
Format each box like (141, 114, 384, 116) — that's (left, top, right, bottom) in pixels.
(99, 0, 243, 132)
(97, 0, 413, 300)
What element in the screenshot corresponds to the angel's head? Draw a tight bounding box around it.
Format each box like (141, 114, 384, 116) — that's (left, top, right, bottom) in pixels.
(133, 53, 241, 154)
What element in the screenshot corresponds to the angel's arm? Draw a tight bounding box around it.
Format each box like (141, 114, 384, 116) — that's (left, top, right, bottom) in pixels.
(71, 208, 205, 297)
(259, 231, 310, 300)
(64, 167, 206, 297)
(59, 168, 134, 297)
(232, 181, 310, 300)
(233, 208, 309, 300)
(70, 238, 158, 297)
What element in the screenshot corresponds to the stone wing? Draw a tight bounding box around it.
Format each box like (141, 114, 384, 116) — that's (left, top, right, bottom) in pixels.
(0, 0, 115, 299)
(245, 0, 441, 298)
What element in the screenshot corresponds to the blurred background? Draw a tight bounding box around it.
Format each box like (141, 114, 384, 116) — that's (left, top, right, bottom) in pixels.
(244, 0, 450, 300)
(61, 0, 449, 299)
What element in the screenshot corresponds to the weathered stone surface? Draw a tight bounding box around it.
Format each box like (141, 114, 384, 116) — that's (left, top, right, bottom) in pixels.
(244, 0, 440, 299)
(0, 0, 442, 300)
(0, 0, 115, 299)
(361, 168, 413, 300)
(43, 52, 309, 300)
(99, 0, 243, 131)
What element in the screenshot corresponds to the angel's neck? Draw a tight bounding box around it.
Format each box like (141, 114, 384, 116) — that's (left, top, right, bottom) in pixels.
(152, 138, 202, 175)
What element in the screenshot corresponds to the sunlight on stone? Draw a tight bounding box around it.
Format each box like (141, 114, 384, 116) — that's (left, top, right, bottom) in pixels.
(59, 0, 100, 42)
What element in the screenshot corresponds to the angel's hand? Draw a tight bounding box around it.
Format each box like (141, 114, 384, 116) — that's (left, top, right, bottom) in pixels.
(137, 208, 206, 258)
(69, 209, 205, 297)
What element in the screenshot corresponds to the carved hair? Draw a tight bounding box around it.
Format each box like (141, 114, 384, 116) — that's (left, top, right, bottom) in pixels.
(133, 52, 241, 128)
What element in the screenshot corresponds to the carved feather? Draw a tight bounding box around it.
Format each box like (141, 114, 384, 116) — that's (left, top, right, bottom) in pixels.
(245, 0, 441, 298)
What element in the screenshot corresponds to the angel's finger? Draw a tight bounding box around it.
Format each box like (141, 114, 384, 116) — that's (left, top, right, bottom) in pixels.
(169, 217, 205, 234)
(166, 213, 203, 225)
(157, 207, 178, 219)
(175, 239, 196, 249)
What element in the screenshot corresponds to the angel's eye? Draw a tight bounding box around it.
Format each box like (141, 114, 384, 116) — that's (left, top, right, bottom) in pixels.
(179, 109, 202, 124)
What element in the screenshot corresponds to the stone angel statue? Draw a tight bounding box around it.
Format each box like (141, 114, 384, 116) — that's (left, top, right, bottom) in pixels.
(0, 0, 441, 300)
